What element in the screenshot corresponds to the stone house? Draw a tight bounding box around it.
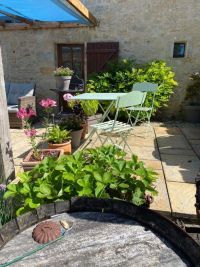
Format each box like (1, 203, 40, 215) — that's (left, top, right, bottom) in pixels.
(1, 0, 200, 118)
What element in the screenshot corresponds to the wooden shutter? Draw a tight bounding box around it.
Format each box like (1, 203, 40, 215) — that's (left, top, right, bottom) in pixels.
(87, 42, 119, 75)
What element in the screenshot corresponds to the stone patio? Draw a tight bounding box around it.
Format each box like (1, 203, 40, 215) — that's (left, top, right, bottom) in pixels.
(10, 122, 200, 221)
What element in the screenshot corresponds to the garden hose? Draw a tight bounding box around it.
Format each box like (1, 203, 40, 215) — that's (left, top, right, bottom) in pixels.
(0, 221, 71, 267)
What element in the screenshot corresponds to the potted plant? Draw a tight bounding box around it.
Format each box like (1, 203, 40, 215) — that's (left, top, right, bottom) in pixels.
(17, 99, 64, 171)
(54, 66, 74, 91)
(59, 115, 83, 149)
(183, 72, 200, 123)
(47, 125, 72, 154)
(63, 93, 99, 139)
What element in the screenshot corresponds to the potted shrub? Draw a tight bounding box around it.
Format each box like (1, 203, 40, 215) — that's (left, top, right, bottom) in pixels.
(54, 66, 74, 91)
(183, 72, 200, 123)
(47, 125, 72, 154)
(63, 93, 99, 139)
(59, 116, 83, 149)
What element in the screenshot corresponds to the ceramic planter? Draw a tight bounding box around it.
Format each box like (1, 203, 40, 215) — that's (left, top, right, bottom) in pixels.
(48, 140, 72, 155)
(22, 149, 64, 171)
(183, 105, 200, 123)
(71, 128, 83, 148)
(56, 76, 72, 91)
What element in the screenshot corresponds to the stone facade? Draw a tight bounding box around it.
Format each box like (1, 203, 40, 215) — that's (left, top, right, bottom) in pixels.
(1, 0, 200, 117)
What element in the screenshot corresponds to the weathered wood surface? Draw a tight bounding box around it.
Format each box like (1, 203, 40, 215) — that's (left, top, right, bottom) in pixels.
(0, 212, 189, 266)
(0, 47, 15, 183)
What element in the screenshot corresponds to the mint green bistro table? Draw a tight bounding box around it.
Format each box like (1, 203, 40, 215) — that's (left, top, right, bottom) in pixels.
(72, 92, 126, 150)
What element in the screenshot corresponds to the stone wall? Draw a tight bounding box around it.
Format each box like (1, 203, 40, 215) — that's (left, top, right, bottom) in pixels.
(1, 0, 200, 117)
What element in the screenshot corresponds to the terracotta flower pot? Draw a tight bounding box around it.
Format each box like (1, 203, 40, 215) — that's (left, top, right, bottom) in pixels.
(48, 140, 72, 155)
(71, 128, 83, 148)
(22, 149, 64, 172)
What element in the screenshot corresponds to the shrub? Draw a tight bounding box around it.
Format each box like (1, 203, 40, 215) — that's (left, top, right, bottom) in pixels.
(4, 146, 158, 216)
(87, 59, 177, 116)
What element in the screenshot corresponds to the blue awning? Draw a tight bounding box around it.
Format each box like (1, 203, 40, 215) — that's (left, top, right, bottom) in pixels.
(0, 0, 91, 25)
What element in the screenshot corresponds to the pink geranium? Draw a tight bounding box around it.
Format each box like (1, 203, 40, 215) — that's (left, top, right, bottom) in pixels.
(17, 107, 36, 120)
(39, 98, 57, 108)
(63, 93, 73, 101)
(24, 128, 37, 137)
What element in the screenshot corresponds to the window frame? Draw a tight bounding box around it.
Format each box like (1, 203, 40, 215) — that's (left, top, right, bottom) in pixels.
(57, 44, 84, 78)
(173, 42, 186, 58)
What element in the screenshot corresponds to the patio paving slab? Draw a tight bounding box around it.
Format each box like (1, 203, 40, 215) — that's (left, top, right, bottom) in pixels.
(189, 139, 200, 145)
(154, 126, 182, 136)
(131, 146, 160, 161)
(131, 126, 155, 138)
(161, 154, 200, 184)
(191, 144, 200, 158)
(159, 148, 196, 156)
(142, 159, 163, 170)
(150, 170, 171, 216)
(156, 135, 191, 150)
(127, 135, 156, 147)
(167, 181, 197, 219)
(179, 127, 200, 140)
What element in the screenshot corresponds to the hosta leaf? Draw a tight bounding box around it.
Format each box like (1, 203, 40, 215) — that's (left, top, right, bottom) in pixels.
(20, 183, 31, 195)
(64, 186, 71, 193)
(63, 172, 75, 181)
(95, 182, 105, 197)
(103, 172, 112, 184)
(110, 183, 117, 189)
(25, 198, 40, 209)
(39, 184, 52, 196)
(3, 190, 16, 199)
(119, 183, 129, 189)
(55, 165, 66, 171)
(93, 172, 103, 182)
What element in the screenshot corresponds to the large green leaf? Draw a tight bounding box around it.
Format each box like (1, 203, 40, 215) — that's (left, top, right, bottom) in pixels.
(95, 182, 105, 197)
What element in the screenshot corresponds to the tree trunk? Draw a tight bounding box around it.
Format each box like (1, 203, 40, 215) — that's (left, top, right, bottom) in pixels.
(0, 47, 15, 183)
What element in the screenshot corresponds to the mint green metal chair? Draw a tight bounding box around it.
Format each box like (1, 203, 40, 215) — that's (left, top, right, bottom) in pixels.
(127, 82, 158, 126)
(89, 91, 145, 154)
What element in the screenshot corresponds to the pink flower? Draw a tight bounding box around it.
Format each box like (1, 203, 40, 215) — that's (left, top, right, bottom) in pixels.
(39, 98, 57, 108)
(17, 108, 36, 119)
(63, 93, 73, 101)
(24, 128, 37, 137)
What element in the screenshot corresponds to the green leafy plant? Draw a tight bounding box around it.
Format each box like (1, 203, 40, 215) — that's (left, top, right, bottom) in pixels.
(46, 125, 71, 144)
(185, 72, 200, 105)
(4, 145, 158, 216)
(54, 66, 74, 76)
(87, 59, 177, 116)
(63, 93, 99, 121)
(59, 116, 83, 131)
(0, 184, 13, 227)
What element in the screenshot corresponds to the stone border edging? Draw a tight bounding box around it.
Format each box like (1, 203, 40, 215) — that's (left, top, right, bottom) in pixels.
(0, 197, 199, 266)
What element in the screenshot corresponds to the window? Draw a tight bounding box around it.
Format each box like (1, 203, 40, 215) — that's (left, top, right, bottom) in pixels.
(173, 42, 186, 58)
(57, 44, 84, 78)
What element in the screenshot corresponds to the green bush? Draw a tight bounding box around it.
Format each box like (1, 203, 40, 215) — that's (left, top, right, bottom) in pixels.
(87, 59, 177, 116)
(4, 146, 158, 216)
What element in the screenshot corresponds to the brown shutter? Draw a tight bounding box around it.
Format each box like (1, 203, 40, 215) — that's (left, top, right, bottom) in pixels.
(87, 42, 119, 75)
